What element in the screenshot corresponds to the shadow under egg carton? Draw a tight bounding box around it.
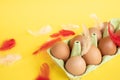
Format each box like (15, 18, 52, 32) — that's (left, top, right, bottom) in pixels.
(47, 38, 120, 80)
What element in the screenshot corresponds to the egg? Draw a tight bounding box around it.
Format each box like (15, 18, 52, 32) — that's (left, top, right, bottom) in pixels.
(69, 35, 83, 49)
(98, 36, 117, 55)
(50, 41, 70, 61)
(83, 45, 102, 65)
(65, 56, 86, 76)
(89, 27, 102, 40)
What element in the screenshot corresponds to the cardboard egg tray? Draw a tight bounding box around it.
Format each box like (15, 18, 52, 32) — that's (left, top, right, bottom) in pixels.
(47, 18, 120, 80)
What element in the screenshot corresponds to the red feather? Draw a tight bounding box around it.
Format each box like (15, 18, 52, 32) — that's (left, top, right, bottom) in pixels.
(50, 29, 75, 38)
(0, 39, 16, 51)
(50, 33, 60, 38)
(33, 37, 61, 55)
(36, 63, 50, 80)
(59, 29, 75, 37)
(108, 22, 120, 46)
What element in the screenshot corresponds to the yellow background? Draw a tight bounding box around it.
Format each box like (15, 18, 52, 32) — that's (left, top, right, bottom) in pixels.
(0, 0, 120, 80)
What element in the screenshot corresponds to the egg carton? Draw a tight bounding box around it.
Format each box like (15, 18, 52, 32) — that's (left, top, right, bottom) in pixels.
(47, 18, 120, 80)
(47, 44, 120, 80)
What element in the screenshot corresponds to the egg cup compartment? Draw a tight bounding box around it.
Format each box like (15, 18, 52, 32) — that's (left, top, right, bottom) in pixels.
(47, 39, 120, 80)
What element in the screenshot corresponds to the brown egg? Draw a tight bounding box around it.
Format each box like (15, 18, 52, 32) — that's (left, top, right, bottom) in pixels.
(83, 45, 102, 65)
(89, 27, 102, 40)
(50, 41, 70, 61)
(69, 35, 83, 49)
(65, 56, 86, 76)
(98, 36, 117, 55)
